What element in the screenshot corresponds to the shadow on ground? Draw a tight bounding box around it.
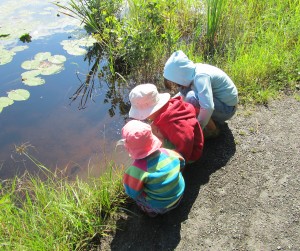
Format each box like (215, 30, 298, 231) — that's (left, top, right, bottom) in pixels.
(109, 123, 236, 251)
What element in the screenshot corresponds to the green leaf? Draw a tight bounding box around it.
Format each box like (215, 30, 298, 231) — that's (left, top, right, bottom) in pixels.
(21, 60, 40, 70)
(7, 89, 30, 101)
(0, 97, 14, 108)
(22, 77, 45, 86)
(48, 55, 67, 64)
(34, 52, 51, 61)
(21, 70, 41, 79)
(0, 49, 14, 65)
(11, 45, 29, 53)
(40, 64, 64, 75)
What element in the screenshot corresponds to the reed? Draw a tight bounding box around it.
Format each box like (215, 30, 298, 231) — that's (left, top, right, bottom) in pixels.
(0, 146, 126, 250)
(57, 0, 300, 103)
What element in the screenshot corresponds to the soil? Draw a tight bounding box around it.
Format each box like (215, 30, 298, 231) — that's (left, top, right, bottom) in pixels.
(100, 95, 300, 251)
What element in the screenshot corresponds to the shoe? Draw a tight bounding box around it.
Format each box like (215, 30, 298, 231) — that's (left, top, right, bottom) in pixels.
(146, 211, 158, 218)
(203, 127, 221, 139)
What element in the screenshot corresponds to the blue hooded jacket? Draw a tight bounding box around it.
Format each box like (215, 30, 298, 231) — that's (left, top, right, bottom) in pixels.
(163, 50, 238, 128)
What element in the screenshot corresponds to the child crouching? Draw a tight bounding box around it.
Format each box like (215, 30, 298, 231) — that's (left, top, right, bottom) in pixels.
(120, 119, 185, 217)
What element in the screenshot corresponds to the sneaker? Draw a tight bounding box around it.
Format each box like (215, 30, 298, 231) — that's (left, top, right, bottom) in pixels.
(203, 126, 221, 139)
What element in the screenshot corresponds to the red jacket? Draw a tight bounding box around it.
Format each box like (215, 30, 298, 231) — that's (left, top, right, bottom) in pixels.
(153, 96, 204, 162)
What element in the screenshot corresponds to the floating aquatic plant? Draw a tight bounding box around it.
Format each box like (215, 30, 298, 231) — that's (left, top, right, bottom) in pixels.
(7, 89, 30, 101)
(19, 33, 32, 43)
(21, 52, 66, 86)
(0, 97, 14, 113)
(0, 89, 30, 113)
(60, 36, 97, 56)
(0, 45, 28, 65)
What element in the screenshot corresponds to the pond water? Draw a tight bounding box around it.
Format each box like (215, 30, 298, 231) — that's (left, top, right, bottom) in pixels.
(0, 0, 131, 180)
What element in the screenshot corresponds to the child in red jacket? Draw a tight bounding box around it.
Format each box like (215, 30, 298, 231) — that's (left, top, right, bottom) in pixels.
(129, 83, 204, 163)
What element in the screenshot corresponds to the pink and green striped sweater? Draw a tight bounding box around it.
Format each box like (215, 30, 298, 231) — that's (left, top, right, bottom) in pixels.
(123, 148, 185, 209)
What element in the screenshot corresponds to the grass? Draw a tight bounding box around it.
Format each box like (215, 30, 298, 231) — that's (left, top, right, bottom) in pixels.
(56, 0, 300, 104)
(0, 145, 126, 250)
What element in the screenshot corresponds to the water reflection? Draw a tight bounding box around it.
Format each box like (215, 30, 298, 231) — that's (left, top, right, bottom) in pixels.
(0, 1, 132, 180)
(69, 42, 131, 118)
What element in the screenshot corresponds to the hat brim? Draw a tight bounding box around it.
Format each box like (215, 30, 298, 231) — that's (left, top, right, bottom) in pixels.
(130, 133, 162, 159)
(129, 93, 171, 120)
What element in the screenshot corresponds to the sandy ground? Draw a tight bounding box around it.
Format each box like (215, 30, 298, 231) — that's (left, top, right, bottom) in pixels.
(100, 95, 300, 251)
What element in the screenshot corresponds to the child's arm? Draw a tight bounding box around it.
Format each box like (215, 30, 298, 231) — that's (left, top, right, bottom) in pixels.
(203, 118, 220, 139)
(123, 166, 145, 200)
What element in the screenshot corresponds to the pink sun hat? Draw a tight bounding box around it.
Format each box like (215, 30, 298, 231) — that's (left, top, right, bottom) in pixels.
(121, 120, 162, 159)
(129, 84, 170, 120)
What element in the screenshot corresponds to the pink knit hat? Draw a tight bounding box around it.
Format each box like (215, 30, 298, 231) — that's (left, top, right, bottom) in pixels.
(121, 120, 162, 159)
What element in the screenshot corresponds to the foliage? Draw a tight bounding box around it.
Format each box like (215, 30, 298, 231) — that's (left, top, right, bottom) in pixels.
(57, 0, 300, 103)
(0, 145, 126, 250)
(19, 33, 32, 43)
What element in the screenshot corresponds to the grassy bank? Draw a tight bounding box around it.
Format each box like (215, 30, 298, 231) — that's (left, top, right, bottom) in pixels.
(57, 0, 300, 104)
(0, 149, 126, 250)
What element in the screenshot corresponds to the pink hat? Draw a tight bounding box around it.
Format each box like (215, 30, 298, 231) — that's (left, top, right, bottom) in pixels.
(122, 120, 162, 159)
(129, 84, 170, 120)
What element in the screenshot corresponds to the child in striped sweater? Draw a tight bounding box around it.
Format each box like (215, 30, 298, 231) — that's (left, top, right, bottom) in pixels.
(120, 119, 185, 217)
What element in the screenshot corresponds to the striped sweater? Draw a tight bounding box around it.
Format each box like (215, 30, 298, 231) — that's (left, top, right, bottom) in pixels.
(123, 148, 185, 209)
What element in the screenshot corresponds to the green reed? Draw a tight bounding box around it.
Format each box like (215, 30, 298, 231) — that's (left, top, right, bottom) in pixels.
(57, 0, 300, 102)
(0, 146, 126, 250)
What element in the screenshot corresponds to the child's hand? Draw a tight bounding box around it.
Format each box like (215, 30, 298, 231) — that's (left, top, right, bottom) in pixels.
(203, 126, 220, 139)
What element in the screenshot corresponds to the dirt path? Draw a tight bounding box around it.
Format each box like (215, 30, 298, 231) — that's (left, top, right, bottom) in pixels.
(100, 95, 300, 251)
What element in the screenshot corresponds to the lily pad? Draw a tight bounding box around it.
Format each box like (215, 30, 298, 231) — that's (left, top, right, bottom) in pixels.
(11, 45, 28, 53)
(34, 52, 51, 61)
(7, 89, 30, 101)
(40, 64, 64, 75)
(21, 52, 66, 85)
(21, 60, 41, 70)
(60, 35, 97, 56)
(48, 55, 66, 64)
(0, 45, 28, 66)
(21, 70, 41, 79)
(0, 97, 14, 108)
(22, 76, 45, 86)
(0, 48, 14, 65)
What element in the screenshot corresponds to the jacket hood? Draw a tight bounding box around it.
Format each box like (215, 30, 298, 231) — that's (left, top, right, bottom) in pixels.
(163, 50, 196, 87)
(154, 96, 197, 124)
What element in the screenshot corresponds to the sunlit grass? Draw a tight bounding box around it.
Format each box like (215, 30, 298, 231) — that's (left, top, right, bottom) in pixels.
(57, 0, 300, 104)
(0, 146, 126, 250)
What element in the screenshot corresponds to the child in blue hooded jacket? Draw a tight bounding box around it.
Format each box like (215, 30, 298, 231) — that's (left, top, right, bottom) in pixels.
(163, 50, 238, 138)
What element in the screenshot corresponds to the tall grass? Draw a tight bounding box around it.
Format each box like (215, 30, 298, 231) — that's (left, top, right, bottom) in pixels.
(0, 147, 126, 250)
(57, 0, 300, 103)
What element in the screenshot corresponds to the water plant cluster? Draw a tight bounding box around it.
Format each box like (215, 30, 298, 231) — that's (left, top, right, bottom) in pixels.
(57, 0, 300, 104)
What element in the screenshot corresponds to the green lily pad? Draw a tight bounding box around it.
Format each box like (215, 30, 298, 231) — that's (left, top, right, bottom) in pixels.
(22, 76, 45, 86)
(0, 97, 14, 109)
(40, 64, 64, 75)
(48, 55, 67, 64)
(0, 49, 14, 65)
(60, 36, 97, 56)
(11, 45, 28, 53)
(21, 70, 41, 79)
(21, 60, 41, 70)
(34, 52, 51, 61)
(7, 89, 30, 101)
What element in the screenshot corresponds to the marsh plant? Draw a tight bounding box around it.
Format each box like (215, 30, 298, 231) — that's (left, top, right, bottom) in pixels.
(0, 145, 126, 250)
(57, 0, 300, 104)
